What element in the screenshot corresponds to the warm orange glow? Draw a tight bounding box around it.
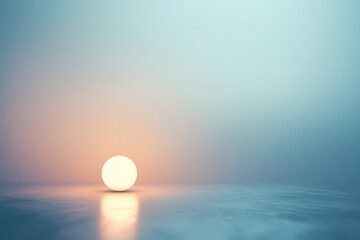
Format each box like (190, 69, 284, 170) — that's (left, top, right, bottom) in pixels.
(4, 74, 194, 184)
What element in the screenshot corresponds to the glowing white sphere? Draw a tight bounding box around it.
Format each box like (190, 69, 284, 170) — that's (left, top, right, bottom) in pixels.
(102, 156, 137, 191)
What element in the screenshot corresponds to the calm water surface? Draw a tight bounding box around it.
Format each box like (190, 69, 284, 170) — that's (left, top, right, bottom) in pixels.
(0, 184, 359, 240)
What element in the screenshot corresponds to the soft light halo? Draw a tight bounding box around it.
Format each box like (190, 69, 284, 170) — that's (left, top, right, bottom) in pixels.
(102, 156, 137, 191)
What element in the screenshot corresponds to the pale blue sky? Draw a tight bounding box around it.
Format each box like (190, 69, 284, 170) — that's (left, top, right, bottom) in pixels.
(0, 0, 360, 186)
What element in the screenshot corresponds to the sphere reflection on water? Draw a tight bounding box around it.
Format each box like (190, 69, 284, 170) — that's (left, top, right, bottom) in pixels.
(100, 193, 139, 240)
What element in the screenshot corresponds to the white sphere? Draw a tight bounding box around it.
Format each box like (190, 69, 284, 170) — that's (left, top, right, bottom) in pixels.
(102, 156, 137, 191)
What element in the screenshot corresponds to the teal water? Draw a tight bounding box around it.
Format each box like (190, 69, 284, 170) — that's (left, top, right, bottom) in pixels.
(0, 184, 359, 240)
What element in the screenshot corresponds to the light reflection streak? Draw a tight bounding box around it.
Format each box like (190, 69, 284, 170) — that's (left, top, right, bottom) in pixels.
(100, 193, 139, 240)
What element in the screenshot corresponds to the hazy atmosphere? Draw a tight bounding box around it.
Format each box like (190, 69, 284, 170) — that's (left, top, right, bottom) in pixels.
(1, 0, 360, 186)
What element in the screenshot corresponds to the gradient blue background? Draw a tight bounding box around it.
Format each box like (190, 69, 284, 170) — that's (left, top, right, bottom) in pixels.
(1, 0, 360, 186)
